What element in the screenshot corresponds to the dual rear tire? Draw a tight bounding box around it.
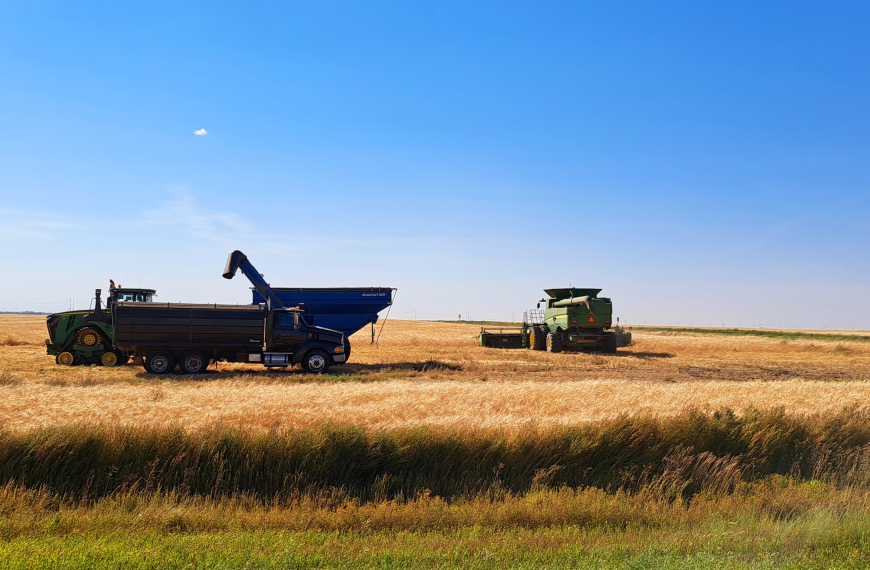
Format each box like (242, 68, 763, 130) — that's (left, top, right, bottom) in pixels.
(144, 351, 210, 375)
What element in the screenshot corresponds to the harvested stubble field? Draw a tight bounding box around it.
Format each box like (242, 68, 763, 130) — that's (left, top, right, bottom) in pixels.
(3, 314, 870, 568)
(0, 315, 869, 432)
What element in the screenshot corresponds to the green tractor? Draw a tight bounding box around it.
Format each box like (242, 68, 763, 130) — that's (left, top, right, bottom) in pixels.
(45, 284, 156, 367)
(526, 288, 631, 353)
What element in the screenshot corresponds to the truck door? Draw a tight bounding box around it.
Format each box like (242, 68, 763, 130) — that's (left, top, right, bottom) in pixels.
(273, 312, 306, 352)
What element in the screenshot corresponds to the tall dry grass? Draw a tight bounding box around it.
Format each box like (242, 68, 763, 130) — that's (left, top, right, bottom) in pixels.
(4, 408, 870, 502)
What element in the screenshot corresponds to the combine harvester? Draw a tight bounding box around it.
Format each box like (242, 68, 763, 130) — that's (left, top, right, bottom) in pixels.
(478, 287, 632, 353)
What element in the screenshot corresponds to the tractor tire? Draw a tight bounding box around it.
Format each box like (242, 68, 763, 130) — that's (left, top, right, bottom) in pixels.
(529, 326, 547, 351)
(180, 351, 209, 374)
(56, 351, 75, 366)
(145, 351, 176, 375)
(547, 331, 564, 353)
(603, 332, 618, 354)
(100, 351, 119, 367)
(77, 328, 101, 347)
(302, 349, 331, 374)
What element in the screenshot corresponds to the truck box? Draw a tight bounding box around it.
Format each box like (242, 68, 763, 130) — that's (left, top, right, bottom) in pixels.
(114, 303, 266, 350)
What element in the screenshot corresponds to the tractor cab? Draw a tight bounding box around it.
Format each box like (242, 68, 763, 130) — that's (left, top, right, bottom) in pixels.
(108, 288, 156, 305)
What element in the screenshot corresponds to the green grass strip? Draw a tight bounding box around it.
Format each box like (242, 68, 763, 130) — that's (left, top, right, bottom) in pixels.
(636, 326, 870, 343)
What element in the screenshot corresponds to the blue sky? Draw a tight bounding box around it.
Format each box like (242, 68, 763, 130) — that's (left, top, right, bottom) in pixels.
(0, 1, 868, 328)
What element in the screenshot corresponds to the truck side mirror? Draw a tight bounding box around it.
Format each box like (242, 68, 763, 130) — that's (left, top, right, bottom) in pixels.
(536, 302, 540, 309)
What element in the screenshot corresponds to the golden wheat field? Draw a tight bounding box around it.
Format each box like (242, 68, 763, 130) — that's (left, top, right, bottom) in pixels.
(0, 314, 869, 432)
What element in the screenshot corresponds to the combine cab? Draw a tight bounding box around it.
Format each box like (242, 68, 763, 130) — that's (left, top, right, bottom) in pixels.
(45, 284, 156, 366)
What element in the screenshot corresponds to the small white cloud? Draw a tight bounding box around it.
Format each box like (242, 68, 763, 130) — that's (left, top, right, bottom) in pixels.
(194, 128, 207, 136)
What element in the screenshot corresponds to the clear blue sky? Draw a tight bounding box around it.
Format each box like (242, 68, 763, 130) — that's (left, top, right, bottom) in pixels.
(1, 1, 868, 328)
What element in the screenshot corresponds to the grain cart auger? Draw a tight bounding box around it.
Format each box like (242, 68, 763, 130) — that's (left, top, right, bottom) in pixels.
(478, 287, 632, 353)
(222, 250, 286, 310)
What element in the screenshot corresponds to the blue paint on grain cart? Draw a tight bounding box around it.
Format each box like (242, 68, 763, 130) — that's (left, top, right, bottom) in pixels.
(252, 288, 394, 335)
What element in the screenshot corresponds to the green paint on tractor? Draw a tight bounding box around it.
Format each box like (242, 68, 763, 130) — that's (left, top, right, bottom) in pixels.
(45, 286, 156, 366)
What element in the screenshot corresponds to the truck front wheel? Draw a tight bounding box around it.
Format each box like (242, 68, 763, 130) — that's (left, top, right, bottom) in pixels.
(302, 350, 331, 374)
(145, 351, 176, 375)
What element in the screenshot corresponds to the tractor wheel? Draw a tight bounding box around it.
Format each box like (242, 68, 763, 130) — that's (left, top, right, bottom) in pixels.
(56, 351, 75, 366)
(144, 351, 176, 375)
(302, 349, 331, 374)
(529, 326, 547, 351)
(547, 331, 564, 353)
(77, 328, 101, 347)
(603, 332, 618, 354)
(100, 351, 119, 367)
(180, 351, 209, 374)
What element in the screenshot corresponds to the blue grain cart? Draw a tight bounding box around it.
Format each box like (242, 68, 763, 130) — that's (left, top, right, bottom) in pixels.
(252, 287, 394, 362)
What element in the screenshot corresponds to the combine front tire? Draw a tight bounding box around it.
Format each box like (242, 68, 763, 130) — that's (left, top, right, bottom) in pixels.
(56, 352, 75, 366)
(547, 332, 564, 353)
(180, 351, 209, 374)
(145, 351, 176, 375)
(603, 332, 618, 354)
(529, 326, 547, 351)
(302, 350, 331, 374)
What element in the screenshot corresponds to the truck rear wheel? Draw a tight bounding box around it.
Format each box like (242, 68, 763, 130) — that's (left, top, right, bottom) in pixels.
(180, 351, 209, 374)
(547, 332, 564, 353)
(529, 326, 547, 351)
(145, 351, 176, 375)
(302, 350, 331, 374)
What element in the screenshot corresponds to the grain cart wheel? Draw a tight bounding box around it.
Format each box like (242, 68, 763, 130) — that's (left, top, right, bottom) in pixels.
(338, 337, 351, 364)
(77, 328, 101, 347)
(546, 331, 564, 353)
(144, 351, 176, 375)
(302, 349, 331, 374)
(100, 351, 119, 367)
(56, 351, 75, 366)
(603, 332, 618, 354)
(180, 351, 209, 374)
(529, 326, 547, 351)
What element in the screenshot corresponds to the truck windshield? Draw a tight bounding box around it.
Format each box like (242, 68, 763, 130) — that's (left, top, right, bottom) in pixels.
(277, 312, 300, 329)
